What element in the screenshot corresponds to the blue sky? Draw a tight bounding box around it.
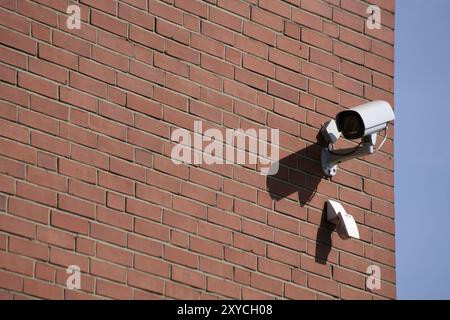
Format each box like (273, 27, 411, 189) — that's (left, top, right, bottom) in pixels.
(395, 0, 450, 299)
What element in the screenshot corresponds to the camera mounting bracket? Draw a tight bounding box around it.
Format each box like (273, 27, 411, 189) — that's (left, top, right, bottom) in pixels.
(321, 133, 377, 177)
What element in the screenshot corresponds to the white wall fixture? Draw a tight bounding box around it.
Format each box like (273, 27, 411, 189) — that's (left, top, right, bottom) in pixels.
(326, 200, 360, 240)
(320, 100, 395, 176)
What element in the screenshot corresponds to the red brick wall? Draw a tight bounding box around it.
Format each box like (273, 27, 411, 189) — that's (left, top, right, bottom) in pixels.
(0, 0, 395, 300)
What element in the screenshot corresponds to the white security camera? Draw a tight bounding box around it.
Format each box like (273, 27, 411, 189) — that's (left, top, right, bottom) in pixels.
(326, 200, 359, 240)
(336, 100, 395, 139)
(320, 100, 395, 176)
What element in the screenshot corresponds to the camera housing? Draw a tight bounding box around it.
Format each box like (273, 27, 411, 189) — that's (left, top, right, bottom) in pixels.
(336, 100, 395, 140)
(326, 200, 359, 240)
(321, 100, 395, 176)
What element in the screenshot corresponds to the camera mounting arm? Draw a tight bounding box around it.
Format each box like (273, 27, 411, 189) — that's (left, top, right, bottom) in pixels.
(321, 126, 377, 177)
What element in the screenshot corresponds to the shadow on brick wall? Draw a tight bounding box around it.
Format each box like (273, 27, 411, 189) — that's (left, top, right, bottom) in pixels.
(266, 133, 335, 264)
(314, 202, 336, 264)
(266, 132, 326, 206)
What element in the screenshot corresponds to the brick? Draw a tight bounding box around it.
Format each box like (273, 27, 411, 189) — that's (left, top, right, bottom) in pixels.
(301, 0, 331, 18)
(207, 277, 240, 299)
(129, 60, 164, 86)
(0, 27, 36, 54)
(309, 80, 339, 103)
(35, 263, 56, 282)
(175, 0, 207, 18)
(364, 179, 394, 202)
(71, 145, 109, 171)
(199, 256, 233, 280)
(98, 171, 134, 196)
(235, 35, 267, 59)
(24, 279, 63, 300)
(91, 259, 127, 283)
(93, 47, 127, 72)
(136, 183, 171, 207)
(70, 72, 107, 98)
(134, 217, 169, 241)
(333, 266, 365, 289)
(0, 100, 17, 122)
(258, 257, 291, 280)
(0, 157, 25, 179)
(201, 54, 234, 79)
(293, 10, 321, 31)
(27, 166, 66, 192)
(0, 270, 23, 292)
(165, 73, 200, 99)
(90, 222, 126, 247)
(59, 158, 97, 184)
(172, 265, 206, 289)
(0, 63, 15, 84)
(58, 194, 95, 219)
(271, 48, 302, 73)
(190, 236, 223, 259)
(252, 7, 283, 31)
(149, 0, 183, 24)
(92, 10, 126, 36)
(224, 247, 257, 270)
(234, 67, 267, 91)
(0, 45, 26, 69)
(0, 214, 35, 238)
(165, 282, 200, 299)
(157, 18, 189, 45)
(130, 25, 165, 52)
(79, 58, 116, 85)
(243, 53, 275, 78)
(37, 225, 75, 249)
(340, 28, 371, 51)
(277, 35, 309, 59)
(18, 72, 57, 99)
(218, 0, 250, 19)
(30, 95, 68, 121)
(28, 58, 67, 84)
(0, 8, 29, 33)
(183, 13, 200, 32)
(251, 273, 283, 296)
(243, 21, 275, 46)
(97, 279, 133, 300)
(285, 283, 315, 299)
(53, 31, 90, 57)
(0, 118, 29, 143)
(128, 234, 163, 257)
(51, 210, 89, 235)
(98, 135, 134, 161)
(209, 7, 242, 32)
(81, 0, 116, 14)
(268, 80, 299, 104)
(60, 87, 97, 112)
(99, 29, 134, 56)
(334, 73, 364, 96)
(267, 244, 299, 267)
(242, 287, 273, 299)
(163, 210, 197, 234)
(146, 169, 180, 199)
(128, 270, 164, 294)
(135, 253, 169, 278)
(308, 274, 338, 297)
(165, 245, 198, 268)
(365, 53, 394, 77)
(119, 3, 153, 30)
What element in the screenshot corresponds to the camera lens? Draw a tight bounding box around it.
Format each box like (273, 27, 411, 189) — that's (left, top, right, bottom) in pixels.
(337, 112, 364, 139)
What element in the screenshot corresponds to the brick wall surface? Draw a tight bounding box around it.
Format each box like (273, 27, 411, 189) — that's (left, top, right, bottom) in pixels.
(0, 0, 395, 300)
